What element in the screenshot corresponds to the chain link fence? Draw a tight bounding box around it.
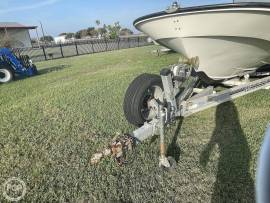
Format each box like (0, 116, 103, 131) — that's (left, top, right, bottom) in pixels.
(13, 36, 152, 62)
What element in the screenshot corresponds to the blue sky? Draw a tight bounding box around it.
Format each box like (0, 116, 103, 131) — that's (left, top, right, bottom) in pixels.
(0, 0, 231, 37)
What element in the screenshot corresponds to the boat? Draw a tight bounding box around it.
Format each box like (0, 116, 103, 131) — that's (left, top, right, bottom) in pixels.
(134, 1, 270, 84)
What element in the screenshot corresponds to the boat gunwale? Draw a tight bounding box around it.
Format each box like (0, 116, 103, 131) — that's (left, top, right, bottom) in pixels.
(134, 2, 270, 26)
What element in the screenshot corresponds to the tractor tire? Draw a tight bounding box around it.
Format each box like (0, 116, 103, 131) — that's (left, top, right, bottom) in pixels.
(123, 73, 163, 127)
(32, 65, 38, 75)
(0, 67, 14, 84)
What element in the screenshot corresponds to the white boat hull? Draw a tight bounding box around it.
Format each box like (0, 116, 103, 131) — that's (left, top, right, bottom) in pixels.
(134, 4, 270, 81)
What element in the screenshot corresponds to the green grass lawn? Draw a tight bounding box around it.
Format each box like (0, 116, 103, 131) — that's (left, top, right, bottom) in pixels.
(1, 46, 269, 202)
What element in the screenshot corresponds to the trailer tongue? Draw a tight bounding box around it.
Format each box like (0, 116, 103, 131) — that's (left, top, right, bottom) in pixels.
(91, 61, 270, 169)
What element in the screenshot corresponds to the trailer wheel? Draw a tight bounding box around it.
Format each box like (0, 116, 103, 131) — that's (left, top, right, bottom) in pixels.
(0, 67, 14, 83)
(123, 73, 163, 127)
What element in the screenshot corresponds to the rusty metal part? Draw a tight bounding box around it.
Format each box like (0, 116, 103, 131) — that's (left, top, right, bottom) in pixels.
(160, 143, 166, 157)
(179, 56, 200, 69)
(90, 134, 135, 166)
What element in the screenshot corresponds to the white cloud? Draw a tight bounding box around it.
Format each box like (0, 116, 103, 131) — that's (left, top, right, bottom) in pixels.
(0, 0, 61, 14)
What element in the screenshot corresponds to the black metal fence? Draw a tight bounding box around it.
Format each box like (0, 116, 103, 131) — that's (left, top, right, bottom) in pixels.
(13, 36, 152, 62)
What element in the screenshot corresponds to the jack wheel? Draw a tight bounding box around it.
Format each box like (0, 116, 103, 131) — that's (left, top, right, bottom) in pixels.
(123, 73, 163, 127)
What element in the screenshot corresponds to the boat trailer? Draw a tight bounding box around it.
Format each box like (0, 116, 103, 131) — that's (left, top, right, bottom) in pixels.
(91, 62, 270, 168)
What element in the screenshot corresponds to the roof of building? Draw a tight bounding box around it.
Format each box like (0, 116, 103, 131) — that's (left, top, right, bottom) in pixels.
(0, 22, 37, 29)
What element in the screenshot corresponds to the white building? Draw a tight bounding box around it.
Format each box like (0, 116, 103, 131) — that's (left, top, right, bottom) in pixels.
(0, 22, 37, 48)
(54, 35, 66, 44)
(54, 35, 75, 44)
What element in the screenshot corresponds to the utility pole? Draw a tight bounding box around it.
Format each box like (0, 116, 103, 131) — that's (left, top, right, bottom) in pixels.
(35, 28, 41, 48)
(39, 21, 45, 39)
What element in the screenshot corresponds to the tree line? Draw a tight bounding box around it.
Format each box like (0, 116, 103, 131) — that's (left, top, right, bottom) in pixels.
(40, 20, 134, 43)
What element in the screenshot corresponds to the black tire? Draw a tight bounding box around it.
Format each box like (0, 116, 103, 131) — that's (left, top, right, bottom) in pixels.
(0, 66, 14, 83)
(123, 73, 163, 127)
(32, 65, 38, 75)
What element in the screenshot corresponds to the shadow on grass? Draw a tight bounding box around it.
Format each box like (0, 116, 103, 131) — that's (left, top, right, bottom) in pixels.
(200, 101, 255, 202)
(37, 64, 71, 75)
(12, 65, 71, 82)
(166, 118, 183, 163)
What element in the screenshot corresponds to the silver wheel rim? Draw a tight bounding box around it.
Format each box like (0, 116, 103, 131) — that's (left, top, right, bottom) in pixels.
(0, 69, 11, 83)
(141, 85, 163, 121)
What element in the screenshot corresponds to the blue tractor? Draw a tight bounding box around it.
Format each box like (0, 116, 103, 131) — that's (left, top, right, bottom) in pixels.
(0, 48, 38, 83)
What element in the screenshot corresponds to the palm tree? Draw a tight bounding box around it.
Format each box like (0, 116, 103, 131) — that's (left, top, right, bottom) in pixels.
(95, 20, 101, 27)
(95, 20, 101, 38)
